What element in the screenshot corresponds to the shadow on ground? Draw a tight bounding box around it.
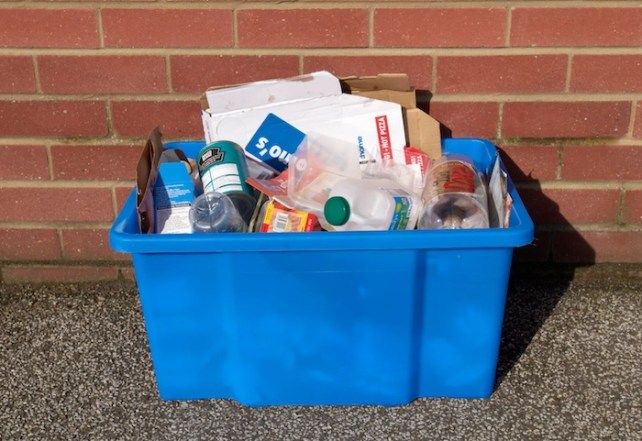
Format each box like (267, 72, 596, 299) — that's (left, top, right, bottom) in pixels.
(418, 94, 597, 390)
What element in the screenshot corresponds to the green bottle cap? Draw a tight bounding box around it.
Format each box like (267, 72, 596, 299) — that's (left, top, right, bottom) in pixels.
(324, 196, 351, 226)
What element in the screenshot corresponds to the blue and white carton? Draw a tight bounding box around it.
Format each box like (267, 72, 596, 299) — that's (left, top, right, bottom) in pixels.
(153, 153, 197, 234)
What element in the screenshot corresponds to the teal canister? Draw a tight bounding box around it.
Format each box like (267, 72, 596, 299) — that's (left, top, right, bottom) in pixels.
(196, 141, 256, 223)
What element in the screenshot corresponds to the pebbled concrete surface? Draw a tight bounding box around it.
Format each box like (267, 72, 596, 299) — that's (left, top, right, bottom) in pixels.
(1, 274, 641, 441)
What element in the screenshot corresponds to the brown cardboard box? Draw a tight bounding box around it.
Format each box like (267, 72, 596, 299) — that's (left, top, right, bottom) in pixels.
(341, 73, 442, 161)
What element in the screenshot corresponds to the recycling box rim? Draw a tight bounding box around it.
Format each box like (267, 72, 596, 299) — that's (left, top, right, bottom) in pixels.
(110, 138, 534, 254)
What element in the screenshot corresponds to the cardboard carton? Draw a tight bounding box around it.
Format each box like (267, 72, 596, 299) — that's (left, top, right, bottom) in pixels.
(136, 127, 196, 234)
(201, 72, 409, 173)
(153, 153, 196, 234)
(340, 73, 441, 161)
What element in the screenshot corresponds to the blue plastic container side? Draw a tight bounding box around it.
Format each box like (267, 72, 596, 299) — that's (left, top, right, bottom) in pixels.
(109, 138, 534, 405)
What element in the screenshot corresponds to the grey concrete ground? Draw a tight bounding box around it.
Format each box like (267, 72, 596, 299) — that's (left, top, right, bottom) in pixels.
(1, 268, 641, 441)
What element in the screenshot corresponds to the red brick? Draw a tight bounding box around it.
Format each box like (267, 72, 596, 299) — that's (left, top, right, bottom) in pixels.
(571, 55, 642, 93)
(51, 145, 140, 181)
(502, 101, 630, 138)
(0, 100, 108, 137)
(0, 229, 61, 261)
(513, 230, 551, 262)
(304, 56, 433, 90)
(39, 56, 167, 94)
(0, 56, 35, 93)
(0, 9, 98, 48)
(623, 190, 642, 224)
(120, 266, 136, 281)
(436, 55, 567, 94)
(562, 145, 642, 181)
(374, 8, 506, 48)
(115, 186, 135, 213)
(170, 55, 299, 93)
(429, 102, 499, 138)
(111, 101, 202, 138)
(102, 9, 232, 48)
(553, 231, 642, 263)
(511, 8, 642, 48)
(2, 265, 119, 284)
(0, 188, 114, 222)
(498, 145, 558, 182)
(0, 145, 49, 180)
(634, 102, 642, 139)
(238, 9, 368, 48)
(519, 188, 619, 224)
(62, 229, 126, 261)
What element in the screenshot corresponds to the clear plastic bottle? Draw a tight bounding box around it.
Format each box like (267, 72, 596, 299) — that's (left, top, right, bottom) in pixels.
(322, 178, 422, 231)
(189, 192, 247, 233)
(418, 155, 489, 230)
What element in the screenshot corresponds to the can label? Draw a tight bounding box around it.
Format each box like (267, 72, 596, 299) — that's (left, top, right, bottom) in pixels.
(428, 160, 476, 196)
(197, 141, 252, 197)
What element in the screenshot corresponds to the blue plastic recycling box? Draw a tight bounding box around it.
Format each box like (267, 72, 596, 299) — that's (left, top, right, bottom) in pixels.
(110, 138, 534, 406)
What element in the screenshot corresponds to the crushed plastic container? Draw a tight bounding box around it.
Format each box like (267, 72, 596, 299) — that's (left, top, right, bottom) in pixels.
(109, 138, 534, 406)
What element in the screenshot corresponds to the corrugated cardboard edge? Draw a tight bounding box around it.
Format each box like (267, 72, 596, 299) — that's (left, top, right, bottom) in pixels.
(342, 73, 442, 160)
(341, 73, 411, 92)
(405, 109, 442, 161)
(136, 126, 164, 233)
(200, 71, 331, 111)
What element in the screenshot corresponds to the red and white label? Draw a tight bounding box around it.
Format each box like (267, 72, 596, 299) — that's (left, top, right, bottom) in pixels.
(375, 115, 393, 161)
(404, 146, 430, 178)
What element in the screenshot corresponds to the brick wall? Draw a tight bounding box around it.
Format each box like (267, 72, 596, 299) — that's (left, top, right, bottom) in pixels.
(1, 2, 641, 282)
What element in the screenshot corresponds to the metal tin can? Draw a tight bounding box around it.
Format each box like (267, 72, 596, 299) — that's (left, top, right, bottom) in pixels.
(196, 141, 256, 224)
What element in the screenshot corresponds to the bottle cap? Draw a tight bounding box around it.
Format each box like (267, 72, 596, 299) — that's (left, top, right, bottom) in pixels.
(324, 196, 350, 226)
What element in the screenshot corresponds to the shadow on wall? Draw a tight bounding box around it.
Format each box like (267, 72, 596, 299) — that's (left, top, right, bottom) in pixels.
(419, 92, 596, 390)
(493, 151, 595, 388)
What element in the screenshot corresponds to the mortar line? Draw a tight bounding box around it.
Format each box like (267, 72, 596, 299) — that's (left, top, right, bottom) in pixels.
(368, 6, 374, 49)
(5, 92, 640, 102)
(32, 54, 42, 94)
(111, 187, 120, 221)
(531, 223, 642, 233)
(627, 101, 638, 137)
(0, 221, 117, 229)
(3, 47, 642, 57)
(616, 185, 626, 225)
(515, 180, 627, 190)
(556, 144, 564, 181)
(1, 1, 640, 9)
(497, 102, 504, 139)
(45, 142, 54, 181)
(97, 6, 105, 49)
(165, 55, 173, 94)
(0, 180, 135, 188)
(232, 5, 238, 49)
(56, 228, 65, 260)
(431, 55, 437, 93)
(565, 53, 573, 93)
(504, 5, 512, 48)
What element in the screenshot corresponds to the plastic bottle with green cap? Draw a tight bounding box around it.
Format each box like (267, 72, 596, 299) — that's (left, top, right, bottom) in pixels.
(322, 177, 422, 231)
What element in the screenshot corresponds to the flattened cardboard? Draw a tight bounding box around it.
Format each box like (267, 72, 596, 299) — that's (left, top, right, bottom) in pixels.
(204, 71, 341, 113)
(201, 72, 408, 170)
(341, 74, 417, 109)
(405, 108, 441, 160)
(200, 71, 442, 167)
(136, 127, 163, 234)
